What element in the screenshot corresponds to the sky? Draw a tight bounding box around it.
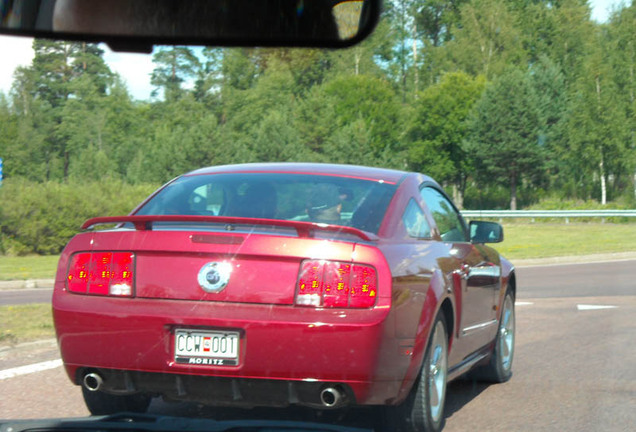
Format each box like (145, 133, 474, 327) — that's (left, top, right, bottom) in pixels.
(0, 0, 629, 102)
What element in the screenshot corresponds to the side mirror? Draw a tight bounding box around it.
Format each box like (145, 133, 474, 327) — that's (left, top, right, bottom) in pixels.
(469, 221, 504, 244)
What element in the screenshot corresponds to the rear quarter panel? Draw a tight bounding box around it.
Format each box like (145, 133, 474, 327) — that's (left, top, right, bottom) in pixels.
(374, 174, 458, 403)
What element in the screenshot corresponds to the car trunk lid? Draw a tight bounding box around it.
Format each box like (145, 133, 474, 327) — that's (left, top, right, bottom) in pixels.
(79, 216, 372, 305)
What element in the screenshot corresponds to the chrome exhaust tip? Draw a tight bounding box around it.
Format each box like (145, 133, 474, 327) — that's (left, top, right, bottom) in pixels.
(83, 372, 104, 392)
(319, 387, 342, 407)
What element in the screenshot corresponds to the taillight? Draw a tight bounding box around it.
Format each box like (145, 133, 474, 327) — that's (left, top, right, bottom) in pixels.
(296, 260, 377, 308)
(67, 252, 134, 297)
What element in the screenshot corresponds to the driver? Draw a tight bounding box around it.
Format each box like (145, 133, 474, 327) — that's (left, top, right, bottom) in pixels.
(306, 183, 342, 224)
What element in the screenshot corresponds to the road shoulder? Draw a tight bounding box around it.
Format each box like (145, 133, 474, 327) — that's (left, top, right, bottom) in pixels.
(0, 279, 55, 291)
(512, 251, 636, 267)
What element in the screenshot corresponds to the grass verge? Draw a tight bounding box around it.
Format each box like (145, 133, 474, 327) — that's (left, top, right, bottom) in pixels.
(496, 223, 636, 259)
(0, 255, 59, 281)
(0, 304, 55, 347)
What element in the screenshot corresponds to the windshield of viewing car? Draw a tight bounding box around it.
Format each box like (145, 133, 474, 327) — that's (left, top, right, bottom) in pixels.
(135, 173, 398, 233)
(1, 0, 636, 430)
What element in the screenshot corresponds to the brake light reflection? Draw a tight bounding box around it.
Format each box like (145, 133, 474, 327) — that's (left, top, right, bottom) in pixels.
(67, 252, 134, 296)
(296, 260, 377, 308)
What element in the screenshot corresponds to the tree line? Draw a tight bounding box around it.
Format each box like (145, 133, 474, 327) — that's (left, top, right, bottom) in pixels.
(1, 0, 635, 214)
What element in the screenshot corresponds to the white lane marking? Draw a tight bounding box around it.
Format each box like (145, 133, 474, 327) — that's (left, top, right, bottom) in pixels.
(515, 301, 534, 306)
(577, 304, 618, 311)
(0, 359, 63, 380)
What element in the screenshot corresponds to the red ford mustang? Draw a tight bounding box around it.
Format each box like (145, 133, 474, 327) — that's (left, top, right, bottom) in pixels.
(52, 163, 515, 432)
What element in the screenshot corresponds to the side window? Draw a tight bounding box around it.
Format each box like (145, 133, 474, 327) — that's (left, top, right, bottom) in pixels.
(402, 199, 431, 238)
(420, 187, 467, 242)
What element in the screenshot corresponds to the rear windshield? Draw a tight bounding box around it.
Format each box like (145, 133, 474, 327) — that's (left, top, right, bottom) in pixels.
(135, 173, 398, 234)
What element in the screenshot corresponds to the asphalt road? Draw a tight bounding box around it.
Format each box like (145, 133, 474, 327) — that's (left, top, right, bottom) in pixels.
(1, 260, 635, 431)
(515, 259, 636, 298)
(0, 288, 52, 306)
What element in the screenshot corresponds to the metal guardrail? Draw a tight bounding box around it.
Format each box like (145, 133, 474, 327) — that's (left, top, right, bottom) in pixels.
(461, 210, 636, 221)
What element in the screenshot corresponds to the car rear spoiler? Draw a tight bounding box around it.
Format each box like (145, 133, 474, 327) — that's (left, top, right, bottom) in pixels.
(82, 215, 378, 242)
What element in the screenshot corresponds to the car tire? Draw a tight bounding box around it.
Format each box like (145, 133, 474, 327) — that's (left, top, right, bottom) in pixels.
(384, 312, 448, 432)
(472, 286, 515, 383)
(81, 386, 152, 415)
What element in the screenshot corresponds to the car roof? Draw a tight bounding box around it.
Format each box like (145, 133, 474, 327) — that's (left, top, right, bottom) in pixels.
(185, 163, 422, 185)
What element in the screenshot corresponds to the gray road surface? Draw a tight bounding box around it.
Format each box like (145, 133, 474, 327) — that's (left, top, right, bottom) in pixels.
(1, 260, 635, 431)
(0, 289, 52, 306)
(515, 259, 636, 298)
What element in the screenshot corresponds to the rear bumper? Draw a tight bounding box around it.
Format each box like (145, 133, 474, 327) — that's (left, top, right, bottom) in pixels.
(74, 368, 397, 408)
(53, 288, 406, 406)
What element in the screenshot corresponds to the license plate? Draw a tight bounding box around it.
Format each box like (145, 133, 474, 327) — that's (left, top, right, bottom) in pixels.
(174, 329, 240, 366)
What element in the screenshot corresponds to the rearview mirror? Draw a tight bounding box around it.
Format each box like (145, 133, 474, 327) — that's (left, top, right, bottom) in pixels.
(0, 0, 380, 52)
(469, 221, 504, 244)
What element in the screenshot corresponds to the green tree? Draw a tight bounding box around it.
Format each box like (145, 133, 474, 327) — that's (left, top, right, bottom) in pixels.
(10, 40, 114, 180)
(565, 33, 629, 204)
(221, 49, 263, 91)
(528, 56, 568, 191)
(549, 0, 594, 85)
(8, 68, 57, 180)
(72, 43, 113, 94)
(607, 4, 636, 199)
(323, 74, 405, 162)
(151, 46, 201, 101)
(29, 40, 111, 107)
(466, 68, 544, 209)
(100, 77, 145, 178)
(0, 95, 19, 179)
(415, 0, 466, 48)
(30, 40, 78, 107)
(252, 110, 308, 162)
(385, 0, 418, 99)
(221, 60, 297, 158)
(131, 95, 222, 183)
(295, 85, 339, 156)
(444, 0, 526, 79)
(407, 72, 486, 208)
(264, 49, 332, 96)
(328, 17, 395, 80)
(324, 118, 404, 167)
(193, 48, 224, 109)
(57, 75, 114, 181)
(413, 0, 468, 87)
